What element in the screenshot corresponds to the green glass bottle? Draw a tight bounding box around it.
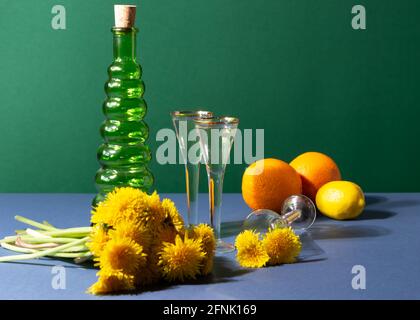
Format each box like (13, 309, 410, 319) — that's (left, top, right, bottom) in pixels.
(93, 6, 153, 205)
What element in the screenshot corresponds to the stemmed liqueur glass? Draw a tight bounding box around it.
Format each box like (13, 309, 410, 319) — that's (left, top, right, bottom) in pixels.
(194, 116, 239, 253)
(171, 111, 213, 226)
(243, 195, 317, 234)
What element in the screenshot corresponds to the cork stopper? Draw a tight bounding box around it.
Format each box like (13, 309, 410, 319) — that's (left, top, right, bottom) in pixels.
(114, 5, 136, 28)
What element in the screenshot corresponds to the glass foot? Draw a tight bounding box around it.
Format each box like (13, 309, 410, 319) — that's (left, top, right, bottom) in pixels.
(215, 239, 235, 254)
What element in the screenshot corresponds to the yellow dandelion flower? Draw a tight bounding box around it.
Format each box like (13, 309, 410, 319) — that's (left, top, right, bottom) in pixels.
(161, 198, 185, 234)
(235, 230, 269, 268)
(97, 236, 147, 276)
(88, 271, 135, 295)
(158, 235, 205, 282)
(190, 224, 216, 275)
(87, 224, 109, 257)
(134, 191, 165, 229)
(90, 200, 111, 225)
(91, 187, 165, 228)
(91, 187, 147, 226)
(109, 219, 151, 249)
(262, 227, 302, 264)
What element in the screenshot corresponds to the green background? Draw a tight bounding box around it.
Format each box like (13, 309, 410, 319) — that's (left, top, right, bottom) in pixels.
(0, 0, 418, 193)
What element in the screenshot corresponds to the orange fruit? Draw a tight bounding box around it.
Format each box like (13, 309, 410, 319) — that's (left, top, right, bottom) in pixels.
(289, 152, 341, 200)
(242, 158, 302, 212)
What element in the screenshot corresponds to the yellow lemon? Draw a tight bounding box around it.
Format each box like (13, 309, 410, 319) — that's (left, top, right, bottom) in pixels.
(315, 181, 365, 220)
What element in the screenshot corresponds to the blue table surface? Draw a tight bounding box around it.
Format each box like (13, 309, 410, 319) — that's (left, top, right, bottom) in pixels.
(0, 193, 419, 300)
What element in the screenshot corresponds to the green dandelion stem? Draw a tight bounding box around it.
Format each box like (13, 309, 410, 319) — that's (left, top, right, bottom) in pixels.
(42, 221, 55, 228)
(14, 215, 57, 231)
(0, 236, 81, 244)
(0, 237, 89, 262)
(1, 243, 90, 258)
(41, 227, 92, 238)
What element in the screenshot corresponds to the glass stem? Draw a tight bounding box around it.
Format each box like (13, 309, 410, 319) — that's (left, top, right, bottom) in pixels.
(185, 163, 200, 226)
(208, 172, 224, 240)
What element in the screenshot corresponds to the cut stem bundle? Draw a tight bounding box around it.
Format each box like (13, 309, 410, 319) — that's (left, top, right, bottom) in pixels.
(0, 216, 92, 263)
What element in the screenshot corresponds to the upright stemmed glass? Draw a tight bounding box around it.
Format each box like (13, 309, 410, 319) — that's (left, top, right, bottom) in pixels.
(195, 116, 239, 253)
(171, 111, 213, 226)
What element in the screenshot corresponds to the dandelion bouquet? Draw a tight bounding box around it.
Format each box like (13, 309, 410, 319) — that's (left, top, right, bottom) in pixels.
(87, 187, 215, 294)
(0, 187, 215, 295)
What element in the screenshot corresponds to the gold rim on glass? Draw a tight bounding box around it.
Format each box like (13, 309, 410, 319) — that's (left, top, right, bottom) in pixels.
(170, 110, 214, 120)
(194, 116, 239, 126)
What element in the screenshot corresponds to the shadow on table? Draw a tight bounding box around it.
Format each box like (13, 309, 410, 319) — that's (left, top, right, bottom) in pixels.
(358, 209, 397, 220)
(316, 209, 396, 222)
(195, 256, 253, 284)
(131, 256, 254, 295)
(381, 199, 420, 209)
(365, 195, 388, 206)
(293, 232, 327, 264)
(309, 224, 391, 240)
(365, 195, 420, 210)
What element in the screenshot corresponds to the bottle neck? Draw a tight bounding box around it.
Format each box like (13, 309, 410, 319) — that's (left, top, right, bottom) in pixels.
(112, 27, 137, 61)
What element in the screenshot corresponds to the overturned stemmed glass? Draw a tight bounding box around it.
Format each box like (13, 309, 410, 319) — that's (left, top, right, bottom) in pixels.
(243, 194, 317, 234)
(195, 116, 239, 253)
(171, 111, 213, 226)
(243, 195, 323, 261)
